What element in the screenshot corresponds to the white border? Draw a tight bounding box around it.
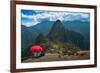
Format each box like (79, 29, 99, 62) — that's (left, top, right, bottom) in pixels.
(16, 5, 95, 69)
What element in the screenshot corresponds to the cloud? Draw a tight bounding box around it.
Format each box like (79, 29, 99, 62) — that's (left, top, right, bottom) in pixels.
(22, 21, 39, 27)
(22, 13, 34, 19)
(21, 10, 90, 27)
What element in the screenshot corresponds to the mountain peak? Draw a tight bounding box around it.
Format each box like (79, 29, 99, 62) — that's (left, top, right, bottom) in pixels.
(55, 19, 62, 24)
(48, 19, 66, 42)
(52, 19, 64, 30)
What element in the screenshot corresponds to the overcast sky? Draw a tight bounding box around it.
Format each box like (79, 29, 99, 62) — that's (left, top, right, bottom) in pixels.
(21, 10, 90, 27)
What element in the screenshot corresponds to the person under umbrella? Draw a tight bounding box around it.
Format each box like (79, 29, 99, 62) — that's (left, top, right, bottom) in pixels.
(30, 45, 44, 58)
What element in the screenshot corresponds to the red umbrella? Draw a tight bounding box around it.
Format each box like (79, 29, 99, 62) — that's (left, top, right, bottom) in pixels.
(30, 45, 43, 53)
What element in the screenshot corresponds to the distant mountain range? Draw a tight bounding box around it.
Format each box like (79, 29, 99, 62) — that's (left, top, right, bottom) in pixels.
(21, 20, 90, 58)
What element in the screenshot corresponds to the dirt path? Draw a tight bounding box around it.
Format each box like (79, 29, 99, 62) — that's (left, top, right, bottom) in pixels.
(23, 51, 90, 63)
